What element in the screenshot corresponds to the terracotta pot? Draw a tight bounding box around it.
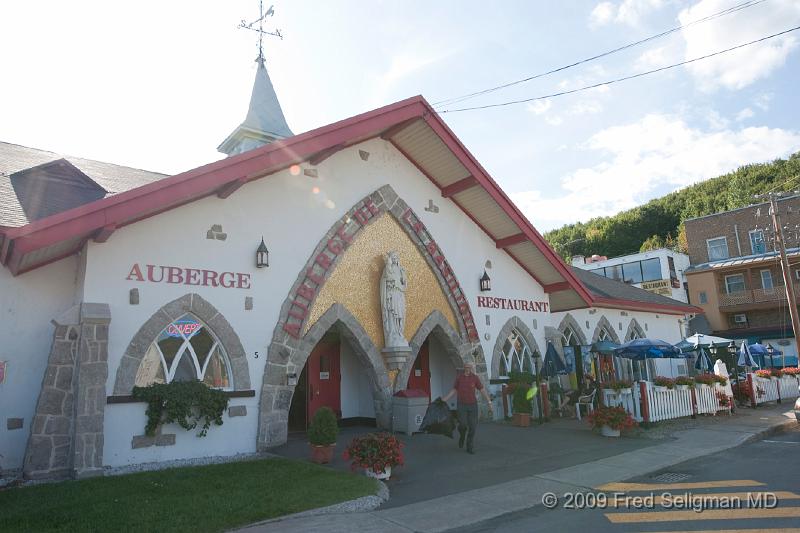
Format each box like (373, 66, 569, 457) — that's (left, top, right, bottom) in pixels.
(310, 443, 336, 464)
(601, 425, 621, 437)
(512, 412, 531, 427)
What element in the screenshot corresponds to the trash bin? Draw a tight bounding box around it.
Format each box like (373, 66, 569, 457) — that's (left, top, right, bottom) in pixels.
(392, 389, 430, 435)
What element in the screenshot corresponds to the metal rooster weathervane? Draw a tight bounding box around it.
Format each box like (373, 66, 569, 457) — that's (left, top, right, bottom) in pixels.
(238, 1, 283, 62)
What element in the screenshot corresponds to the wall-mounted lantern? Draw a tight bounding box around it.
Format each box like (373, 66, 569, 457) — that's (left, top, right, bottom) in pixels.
(479, 270, 491, 292)
(256, 237, 269, 268)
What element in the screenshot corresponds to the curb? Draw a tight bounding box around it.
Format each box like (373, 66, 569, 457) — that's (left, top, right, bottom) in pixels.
(235, 480, 389, 529)
(742, 418, 796, 444)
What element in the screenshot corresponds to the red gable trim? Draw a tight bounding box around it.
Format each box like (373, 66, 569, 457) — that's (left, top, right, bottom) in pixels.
(591, 297, 702, 315)
(0, 95, 591, 307)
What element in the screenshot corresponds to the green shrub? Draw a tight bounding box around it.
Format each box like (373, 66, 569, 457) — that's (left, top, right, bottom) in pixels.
(132, 380, 229, 437)
(512, 386, 533, 414)
(308, 406, 339, 445)
(508, 371, 535, 386)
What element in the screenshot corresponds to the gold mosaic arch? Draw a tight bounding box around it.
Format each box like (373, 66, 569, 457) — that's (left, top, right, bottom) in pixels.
(304, 212, 458, 349)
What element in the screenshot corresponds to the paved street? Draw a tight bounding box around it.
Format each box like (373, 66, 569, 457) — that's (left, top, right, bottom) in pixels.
(453, 424, 800, 533)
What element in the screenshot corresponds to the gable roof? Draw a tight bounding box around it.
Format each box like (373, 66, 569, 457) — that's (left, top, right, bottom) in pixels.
(0, 141, 167, 227)
(0, 96, 698, 315)
(570, 267, 700, 314)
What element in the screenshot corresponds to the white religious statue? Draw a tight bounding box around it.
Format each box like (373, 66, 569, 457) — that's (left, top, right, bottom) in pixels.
(380, 251, 409, 348)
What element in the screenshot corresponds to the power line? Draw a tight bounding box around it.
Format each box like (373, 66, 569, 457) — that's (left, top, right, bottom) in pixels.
(441, 25, 800, 113)
(432, 0, 769, 108)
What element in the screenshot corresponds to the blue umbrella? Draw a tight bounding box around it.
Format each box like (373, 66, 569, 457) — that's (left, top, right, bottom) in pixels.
(613, 338, 680, 360)
(590, 340, 620, 355)
(541, 342, 566, 378)
(738, 342, 759, 368)
(749, 343, 782, 368)
(694, 347, 714, 373)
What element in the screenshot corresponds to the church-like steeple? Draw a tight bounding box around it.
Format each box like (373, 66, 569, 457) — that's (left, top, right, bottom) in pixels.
(217, 56, 293, 156)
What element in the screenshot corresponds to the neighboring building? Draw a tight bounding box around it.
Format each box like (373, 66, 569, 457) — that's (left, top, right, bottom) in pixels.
(684, 196, 800, 361)
(572, 249, 690, 303)
(0, 58, 698, 480)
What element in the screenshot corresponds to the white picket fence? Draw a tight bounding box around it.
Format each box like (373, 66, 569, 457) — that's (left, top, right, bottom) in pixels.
(695, 383, 721, 415)
(604, 381, 726, 423)
(753, 376, 780, 404)
(778, 375, 800, 400)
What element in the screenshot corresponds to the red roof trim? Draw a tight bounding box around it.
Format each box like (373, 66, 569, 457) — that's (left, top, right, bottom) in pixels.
(591, 296, 702, 315)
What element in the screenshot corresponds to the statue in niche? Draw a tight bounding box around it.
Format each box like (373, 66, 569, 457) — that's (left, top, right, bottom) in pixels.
(380, 251, 409, 348)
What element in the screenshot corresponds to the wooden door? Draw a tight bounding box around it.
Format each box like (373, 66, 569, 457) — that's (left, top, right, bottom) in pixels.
(307, 341, 341, 420)
(406, 339, 431, 398)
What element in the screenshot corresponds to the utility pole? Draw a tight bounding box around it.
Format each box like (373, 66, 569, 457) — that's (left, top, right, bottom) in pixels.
(766, 193, 800, 366)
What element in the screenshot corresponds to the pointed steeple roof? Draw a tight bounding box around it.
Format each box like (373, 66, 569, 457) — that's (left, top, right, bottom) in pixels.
(218, 57, 293, 156)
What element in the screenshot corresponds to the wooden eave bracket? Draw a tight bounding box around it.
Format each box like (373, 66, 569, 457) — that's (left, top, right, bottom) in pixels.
(543, 281, 572, 293)
(309, 144, 346, 166)
(93, 224, 116, 243)
(216, 177, 248, 199)
(495, 233, 529, 248)
(441, 176, 478, 198)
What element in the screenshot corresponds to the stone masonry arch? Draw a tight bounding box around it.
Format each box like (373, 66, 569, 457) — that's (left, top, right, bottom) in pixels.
(491, 316, 541, 379)
(592, 315, 621, 344)
(113, 293, 250, 395)
(398, 310, 487, 394)
(259, 186, 485, 449)
(625, 318, 645, 341)
(557, 313, 588, 346)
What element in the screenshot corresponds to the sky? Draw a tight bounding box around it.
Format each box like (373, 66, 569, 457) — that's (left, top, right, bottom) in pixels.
(1, 0, 799, 232)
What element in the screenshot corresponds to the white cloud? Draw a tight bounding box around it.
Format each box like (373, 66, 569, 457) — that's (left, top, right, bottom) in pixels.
(546, 115, 564, 126)
(754, 92, 773, 111)
(736, 108, 755, 121)
(635, 46, 667, 68)
(526, 100, 552, 115)
(569, 100, 604, 115)
(679, 0, 800, 91)
(589, 0, 665, 27)
(512, 114, 800, 231)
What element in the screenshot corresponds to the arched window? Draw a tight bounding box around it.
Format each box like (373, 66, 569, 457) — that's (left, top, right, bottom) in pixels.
(627, 325, 644, 341)
(597, 327, 613, 342)
(500, 329, 534, 376)
(135, 314, 232, 389)
(562, 326, 581, 347)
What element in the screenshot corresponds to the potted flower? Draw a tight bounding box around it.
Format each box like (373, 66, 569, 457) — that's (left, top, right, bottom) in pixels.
(716, 391, 731, 409)
(586, 405, 636, 437)
(343, 432, 404, 480)
(674, 376, 694, 390)
(308, 406, 339, 464)
(770, 368, 783, 379)
(602, 379, 633, 395)
(512, 385, 533, 427)
(782, 367, 800, 377)
(653, 376, 675, 392)
(694, 373, 717, 387)
(755, 369, 773, 380)
(714, 374, 728, 386)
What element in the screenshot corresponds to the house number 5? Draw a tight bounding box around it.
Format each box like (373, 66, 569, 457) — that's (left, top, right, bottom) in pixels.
(254, 351, 259, 358)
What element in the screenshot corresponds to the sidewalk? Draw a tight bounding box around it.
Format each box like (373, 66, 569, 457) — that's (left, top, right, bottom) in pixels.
(237, 405, 796, 533)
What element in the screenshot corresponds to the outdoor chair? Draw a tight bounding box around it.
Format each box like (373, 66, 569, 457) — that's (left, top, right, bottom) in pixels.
(575, 389, 596, 421)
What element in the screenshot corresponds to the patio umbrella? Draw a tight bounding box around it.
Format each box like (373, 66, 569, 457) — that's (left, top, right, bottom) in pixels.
(590, 340, 620, 382)
(737, 342, 759, 369)
(694, 347, 714, 373)
(676, 333, 733, 353)
(540, 342, 567, 378)
(613, 338, 680, 381)
(748, 343, 781, 368)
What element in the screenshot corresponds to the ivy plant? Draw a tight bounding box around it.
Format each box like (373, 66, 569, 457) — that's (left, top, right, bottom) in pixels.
(132, 380, 229, 437)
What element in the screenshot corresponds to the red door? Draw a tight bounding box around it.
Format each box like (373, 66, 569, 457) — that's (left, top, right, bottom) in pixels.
(307, 341, 341, 420)
(406, 340, 431, 398)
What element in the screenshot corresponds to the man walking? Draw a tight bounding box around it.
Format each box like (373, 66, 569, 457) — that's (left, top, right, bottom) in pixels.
(442, 362, 492, 454)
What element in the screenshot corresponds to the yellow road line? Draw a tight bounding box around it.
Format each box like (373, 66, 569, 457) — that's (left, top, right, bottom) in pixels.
(597, 480, 766, 491)
(607, 491, 800, 507)
(649, 527, 800, 533)
(606, 507, 800, 523)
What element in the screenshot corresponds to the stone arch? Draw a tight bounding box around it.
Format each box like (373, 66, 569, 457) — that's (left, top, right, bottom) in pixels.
(557, 313, 588, 346)
(624, 318, 646, 341)
(260, 185, 485, 449)
(397, 310, 486, 390)
(592, 315, 621, 343)
(113, 293, 250, 395)
(491, 316, 541, 379)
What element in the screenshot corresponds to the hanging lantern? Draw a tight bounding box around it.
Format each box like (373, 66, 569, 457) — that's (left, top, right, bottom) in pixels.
(256, 237, 269, 268)
(479, 270, 491, 292)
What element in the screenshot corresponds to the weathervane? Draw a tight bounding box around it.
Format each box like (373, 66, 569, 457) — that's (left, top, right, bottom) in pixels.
(238, 1, 283, 63)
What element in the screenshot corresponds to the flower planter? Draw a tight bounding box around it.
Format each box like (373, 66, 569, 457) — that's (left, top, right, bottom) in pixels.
(654, 386, 667, 392)
(365, 466, 392, 480)
(676, 385, 689, 391)
(601, 425, 621, 437)
(310, 443, 336, 464)
(619, 388, 632, 395)
(512, 412, 531, 427)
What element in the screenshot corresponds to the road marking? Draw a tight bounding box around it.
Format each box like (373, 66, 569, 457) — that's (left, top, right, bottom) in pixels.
(605, 507, 800, 523)
(762, 440, 800, 444)
(597, 480, 766, 491)
(607, 491, 800, 507)
(651, 527, 800, 533)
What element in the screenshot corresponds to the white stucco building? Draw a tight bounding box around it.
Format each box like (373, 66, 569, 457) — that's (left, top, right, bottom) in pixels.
(0, 59, 699, 479)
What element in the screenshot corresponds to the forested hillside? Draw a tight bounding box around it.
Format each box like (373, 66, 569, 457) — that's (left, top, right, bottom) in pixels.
(544, 152, 800, 260)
